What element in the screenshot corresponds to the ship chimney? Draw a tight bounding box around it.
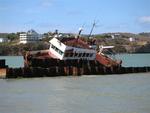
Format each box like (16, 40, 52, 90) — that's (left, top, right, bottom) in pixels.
(76, 27, 83, 39)
(54, 29, 59, 38)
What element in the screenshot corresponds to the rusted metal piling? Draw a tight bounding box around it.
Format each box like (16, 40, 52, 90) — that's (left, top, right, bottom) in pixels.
(1, 58, 150, 78)
(5, 65, 150, 78)
(0, 60, 8, 78)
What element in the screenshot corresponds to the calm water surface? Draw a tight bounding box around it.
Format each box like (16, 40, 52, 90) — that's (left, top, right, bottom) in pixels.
(0, 56, 24, 68)
(1, 54, 150, 67)
(0, 54, 150, 113)
(115, 54, 150, 67)
(0, 74, 150, 113)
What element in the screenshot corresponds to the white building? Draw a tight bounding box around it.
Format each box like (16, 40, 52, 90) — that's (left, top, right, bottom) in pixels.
(129, 37, 135, 42)
(19, 29, 39, 44)
(0, 38, 8, 43)
(111, 34, 121, 39)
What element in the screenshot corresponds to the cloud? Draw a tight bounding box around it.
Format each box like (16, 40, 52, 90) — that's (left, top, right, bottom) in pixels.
(139, 16, 150, 24)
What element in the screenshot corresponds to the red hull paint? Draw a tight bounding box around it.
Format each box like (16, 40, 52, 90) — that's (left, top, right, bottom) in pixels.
(96, 53, 121, 67)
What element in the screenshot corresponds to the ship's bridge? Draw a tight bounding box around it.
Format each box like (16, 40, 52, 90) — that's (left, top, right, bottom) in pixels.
(49, 37, 96, 60)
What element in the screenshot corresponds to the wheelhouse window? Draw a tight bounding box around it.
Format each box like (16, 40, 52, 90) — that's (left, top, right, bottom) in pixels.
(51, 44, 64, 55)
(58, 51, 63, 55)
(89, 53, 93, 57)
(78, 53, 82, 57)
(82, 53, 86, 57)
(51, 44, 55, 49)
(74, 52, 78, 57)
(86, 53, 89, 57)
(70, 53, 74, 57)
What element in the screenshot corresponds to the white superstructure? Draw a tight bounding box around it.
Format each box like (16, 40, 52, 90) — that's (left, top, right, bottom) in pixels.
(19, 29, 39, 44)
(49, 37, 96, 60)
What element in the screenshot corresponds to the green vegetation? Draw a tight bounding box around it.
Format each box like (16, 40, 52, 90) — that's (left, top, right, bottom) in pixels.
(0, 33, 19, 41)
(7, 33, 19, 41)
(0, 32, 150, 56)
(135, 43, 150, 53)
(94, 34, 111, 39)
(0, 42, 49, 56)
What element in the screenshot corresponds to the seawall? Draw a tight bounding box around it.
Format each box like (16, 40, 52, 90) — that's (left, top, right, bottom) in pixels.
(5, 66, 150, 78)
(0, 58, 150, 78)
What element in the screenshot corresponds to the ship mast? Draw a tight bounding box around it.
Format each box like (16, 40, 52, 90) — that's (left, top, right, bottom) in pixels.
(88, 21, 96, 39)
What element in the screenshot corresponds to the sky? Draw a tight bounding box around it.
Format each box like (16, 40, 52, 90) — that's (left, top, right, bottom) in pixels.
(0, 0, 150, 34)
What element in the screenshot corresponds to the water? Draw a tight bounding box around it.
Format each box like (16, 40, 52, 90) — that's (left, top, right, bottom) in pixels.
(115, 54, 150, 67)
(0, 74, 150, 113)
(0, 54, 150, 113)
(0, 56, 24, 68)
(0, 54, 150, 68)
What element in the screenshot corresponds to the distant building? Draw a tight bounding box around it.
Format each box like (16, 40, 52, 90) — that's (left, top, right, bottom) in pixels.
(129, 37, 135, 42)
(111, 34, 121, 39)
(19, 29, 39, 44)
(0, 38, 8, 43)
(111, 35, 115, 39)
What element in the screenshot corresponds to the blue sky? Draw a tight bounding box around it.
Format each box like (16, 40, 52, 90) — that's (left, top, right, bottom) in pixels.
(0, 0, 150, 34)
